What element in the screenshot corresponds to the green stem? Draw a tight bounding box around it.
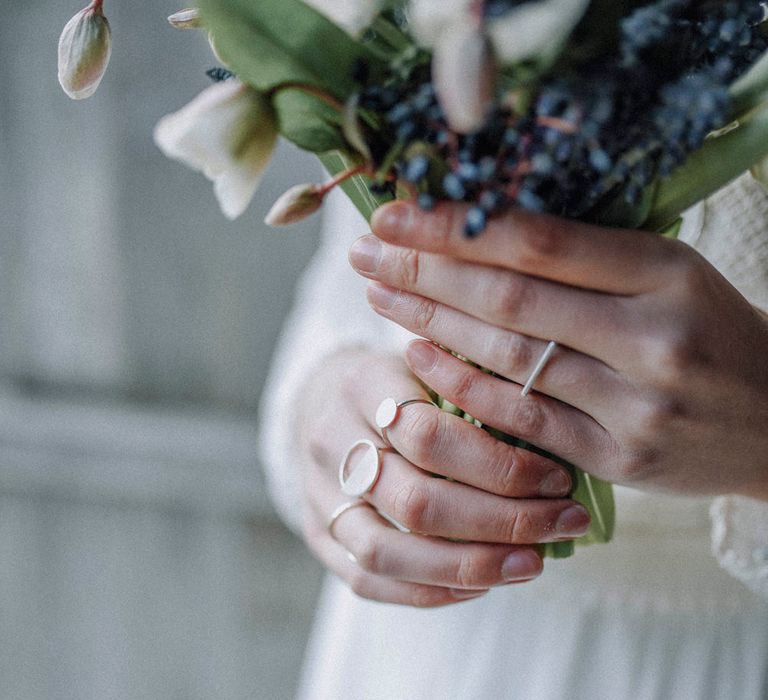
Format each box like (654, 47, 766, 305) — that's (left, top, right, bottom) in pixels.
(371, 16, 411, 53)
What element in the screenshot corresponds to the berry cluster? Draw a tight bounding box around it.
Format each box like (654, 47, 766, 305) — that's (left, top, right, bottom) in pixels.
(354, 0, 768, 235)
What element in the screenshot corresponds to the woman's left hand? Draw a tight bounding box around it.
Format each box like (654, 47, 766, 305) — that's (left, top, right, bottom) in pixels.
(348, 200, 768, 501)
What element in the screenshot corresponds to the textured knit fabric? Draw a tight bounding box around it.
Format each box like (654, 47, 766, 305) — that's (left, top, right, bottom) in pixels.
(257, 174, 768, 699)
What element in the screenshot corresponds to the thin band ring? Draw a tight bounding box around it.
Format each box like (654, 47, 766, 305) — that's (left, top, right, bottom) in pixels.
(327, 499, 368, 541)
(375, 397, 436, 446)
(521, 340, 558, 397)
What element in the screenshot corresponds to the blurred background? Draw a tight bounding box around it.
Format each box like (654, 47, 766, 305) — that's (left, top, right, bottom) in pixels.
(0, 2, 325, 698)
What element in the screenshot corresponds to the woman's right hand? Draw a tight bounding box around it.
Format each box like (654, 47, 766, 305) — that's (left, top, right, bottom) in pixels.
(295, 348, 591, 608)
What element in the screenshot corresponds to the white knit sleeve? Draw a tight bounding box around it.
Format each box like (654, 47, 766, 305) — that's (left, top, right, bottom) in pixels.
(680, 173, 768, 597)
(257, 190, 395, 534)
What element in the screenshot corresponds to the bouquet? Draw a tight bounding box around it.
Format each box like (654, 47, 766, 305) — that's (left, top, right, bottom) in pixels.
(58, 0, 768, 557)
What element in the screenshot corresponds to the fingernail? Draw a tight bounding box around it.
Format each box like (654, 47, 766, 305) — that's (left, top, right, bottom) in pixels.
(555, 504, 590, 537)
(450, 588, 488, 600)
(501, 550, 542, 582)
(367, 283, 397, 311)
(372, 201, 414, 239)
(349, 236, 382, 275)
(406, 341, 438, 373)
(539, 469, 571, 497)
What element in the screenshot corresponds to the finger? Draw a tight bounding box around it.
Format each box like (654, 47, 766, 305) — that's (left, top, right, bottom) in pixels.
(351, 235, 633, 364)
(371, 200, 680, 295)
(364, 396, 573, 498)
(404, 340, 616, 478)
(303, 505, 484, 607)
(365, 450, 591, 544)
(332, 504, 544, 587)
(364, 281, 626, 420)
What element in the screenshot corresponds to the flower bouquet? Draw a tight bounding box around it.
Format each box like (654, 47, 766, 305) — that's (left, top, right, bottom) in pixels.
(59, 0, 768, 557)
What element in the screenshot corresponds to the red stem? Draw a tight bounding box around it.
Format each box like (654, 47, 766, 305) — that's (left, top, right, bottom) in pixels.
(317, 165, 367, 196)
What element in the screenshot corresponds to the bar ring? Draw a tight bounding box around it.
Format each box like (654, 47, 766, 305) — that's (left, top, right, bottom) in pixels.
(521, 340, 558, 397)
(339, 439, 388, 497)
(375, 397, 436, 446)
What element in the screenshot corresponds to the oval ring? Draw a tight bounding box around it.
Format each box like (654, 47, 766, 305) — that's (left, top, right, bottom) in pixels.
(339, 439, 387, 497)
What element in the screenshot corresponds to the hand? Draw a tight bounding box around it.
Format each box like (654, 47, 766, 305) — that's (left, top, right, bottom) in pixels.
(296, 348, 590, 608)
(347, 201, 768, 501)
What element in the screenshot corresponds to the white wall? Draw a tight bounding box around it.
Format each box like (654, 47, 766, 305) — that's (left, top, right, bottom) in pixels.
(0, 2, 327, 698)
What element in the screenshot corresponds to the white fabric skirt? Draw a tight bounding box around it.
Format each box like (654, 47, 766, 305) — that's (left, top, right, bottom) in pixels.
(297, 489, 768, 700)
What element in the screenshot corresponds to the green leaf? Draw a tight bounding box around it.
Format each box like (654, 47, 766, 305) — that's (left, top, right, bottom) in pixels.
(198, 0, 386, 99)
(273, 89, 347, 153)
(644, 101, 768, 231)
(571, 471, 615, 545)
(730, 49, 768, 117)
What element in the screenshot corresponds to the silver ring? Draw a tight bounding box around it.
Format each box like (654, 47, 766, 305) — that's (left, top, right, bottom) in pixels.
(521, 341, 557, 397)
(327, 499, 368, 541)
(338, 439, 388, 497)
(375, 397, 435, 446)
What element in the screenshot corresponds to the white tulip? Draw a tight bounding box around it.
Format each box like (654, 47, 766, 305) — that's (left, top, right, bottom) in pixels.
(409, 0, 589, 64)
(407, 0, 472, 47)
(488, 0, 590, 64)
(302, 0, 385, 37)
(57, 1, 112, 100)
(432, 21, 496, 133)
(153, 80, 278, 220)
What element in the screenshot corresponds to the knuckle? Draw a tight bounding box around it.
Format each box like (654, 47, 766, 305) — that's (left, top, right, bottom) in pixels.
(645, 330, 702, 385)
(488, 275, 530, 325)
(451, 366, 477, 407)
(411, 297, 440, 335)
(505, 398, 546, 439)
(494, 332, 534, 378)
(396, 247, 423, 288)
(616, 446, 662, 484)
(348, 570, 376, 600)
(353, 534, 382, 574)
(403, 408, 444, 465)
(668, 247, 707, 298)
(517, 216, 565, 264)
(488, 448, 524, 497)
(502, 509, 538, 543)
(452, 550, 482, 589)
(390, 481, 432, 532)
(640, 392, 688, 433)
(340, 360, 367, 403)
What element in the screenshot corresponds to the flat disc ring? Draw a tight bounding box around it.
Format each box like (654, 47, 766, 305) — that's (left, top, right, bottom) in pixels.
(339, 439, 390, 497)
(375, 397, 436, 447)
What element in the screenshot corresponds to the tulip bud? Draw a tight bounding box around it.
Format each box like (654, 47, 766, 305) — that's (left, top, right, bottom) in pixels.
(167, 8, 202, 29)
(58, 1, 112, 100)
(264, 184, 325, 226)
(432, 21, 496, 134)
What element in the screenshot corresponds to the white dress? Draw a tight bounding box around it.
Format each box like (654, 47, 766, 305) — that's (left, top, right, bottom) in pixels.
(259, 174, 768, 700)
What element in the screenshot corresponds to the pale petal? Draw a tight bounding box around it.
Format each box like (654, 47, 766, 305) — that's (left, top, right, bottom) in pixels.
(153, 80, 278, 219)
(432, 22, 496, 133)
(302, 0, 385, 37)
(407, 0, 472, 47)
(489, 0, 589, 63)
